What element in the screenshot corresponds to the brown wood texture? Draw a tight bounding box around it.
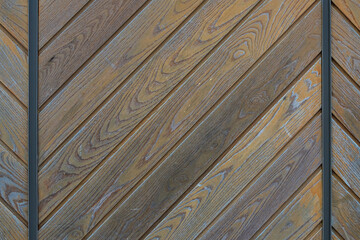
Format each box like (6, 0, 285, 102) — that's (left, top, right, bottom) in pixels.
(38, 0, 263, 221)
(38, 0, 322, 239)
(0, 200, 27, 240)
(0, 1, 28, 237)
(144, 60, 322, 240)
(39, 0, 90, 48)
(332, 2, 360, 239)
(0, 27, 28, 106)
(0, 0, 28, 49)
(38, 0, 150, 105)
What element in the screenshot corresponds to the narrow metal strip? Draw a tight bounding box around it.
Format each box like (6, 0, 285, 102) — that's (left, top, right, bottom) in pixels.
(28, 0, 38, 239)
(322, 0, 332, 239)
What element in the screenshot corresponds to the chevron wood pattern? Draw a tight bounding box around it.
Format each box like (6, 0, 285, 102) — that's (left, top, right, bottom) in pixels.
(0, 0, 28, 239)
(331, 1, 360, 239)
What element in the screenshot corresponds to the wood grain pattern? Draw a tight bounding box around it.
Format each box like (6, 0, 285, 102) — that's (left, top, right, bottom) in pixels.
(0, 85, 27, 163)
(333, 0, 360, 31)
(256, 172, 322, 239)
(146, 61, 321, 240)
(332, 176, 360, 240)
(38, 0, 149, 105)
(332, 7, 360, 87)
(39, 2, 319, 238)
(87, 7, 320, 239)
(0, 200, 27, 240)
(38, 0, 208, 161)
(333, 121, 360, 199)
(0, 27, 28, 106)
(0, 0, 27, 49)
(332, 64, 360, 143)
(307, 227, 322, 240)
(38, 0, 261, 219)
(0, 142, 27, 221)
(39, 0, 90, 48)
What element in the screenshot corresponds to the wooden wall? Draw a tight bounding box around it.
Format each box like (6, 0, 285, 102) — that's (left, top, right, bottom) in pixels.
(0, 0, 28, 239)
(1, 0, 359, 239)
(37, 0, 322, 239)
(331, 0, 360, 239)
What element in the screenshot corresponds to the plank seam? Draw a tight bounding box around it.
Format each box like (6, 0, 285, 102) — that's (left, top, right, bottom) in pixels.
(322, 0, 332, 238)
(304, 221, 322, 240)
(39, 0, 95, 52)
(38, 0, 152, 109)
(332, 115, 360, 149)
(0, 138, 27, 167)
(38, 0, 214, 225)
(332, 172, 360, 210)
(332, 226, 345, 240)
(0, 195, 27, 226)
(332, 3, 360, 37)
(332, 58, 360, 90)
(142, 54, 322, 240)
(250, 167, 323, 240)
(0, 23, 28, 53)
(28, 0, 39, 238)
(79, 3, 321, 236)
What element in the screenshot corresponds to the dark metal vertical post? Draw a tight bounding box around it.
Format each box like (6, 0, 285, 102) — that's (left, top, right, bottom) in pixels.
(322, 0, 331, 239)
(28, 0, 38, 239)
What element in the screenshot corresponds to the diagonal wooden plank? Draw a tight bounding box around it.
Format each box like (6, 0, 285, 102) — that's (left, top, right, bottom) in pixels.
(0, 142, 27, 221)
(0, 0, 27, 49)
(333, 120, 360, 199)
(307, 225, 322, 240)
(38, 0, 211, 161)
(0, 85, 27, 163)
(146, 60, 321, 240)
(39, 0, 90, 48)
(40, 1, 320, 238)
(333, 0, 360, 31)
(86, 6, 320, 239)
(38, 0, 149, 105)
(332, 176, 360, 240)
(332, 6, 360, 87)
(0, 199, 27, 240)
(0, 27, 28, 106)
(332, 64, 360, 142)
(256, 172, 322, 239)
(38, 0, 262, 219)
(38, 0, 260, 162)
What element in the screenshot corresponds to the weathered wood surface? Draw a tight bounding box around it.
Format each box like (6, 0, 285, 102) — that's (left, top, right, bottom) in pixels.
(0, 0, 27, 49)
(0, 143, 27, 221)
(0, 85, 27, 163)
(0, 28, 28, 106)
(332, 64, 360, 142)
(332, 176, 360, 240)
(39, 0, 90, 48)
(256, 172, 322, 240)
(38, 0, 260, 162)
(0, 200, 27, 240)
(333, 0, 360, 31)
(39, 2, 320, 238)
(332, 6, 360, 87)
(145, 61, 322, 240)
(38, 0, 149, 105)
(332, 2, 360, 238)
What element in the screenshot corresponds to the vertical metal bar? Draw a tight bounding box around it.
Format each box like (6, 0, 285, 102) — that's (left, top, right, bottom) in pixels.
(28, 0, 38, 238)
(322, 0, 331, 239)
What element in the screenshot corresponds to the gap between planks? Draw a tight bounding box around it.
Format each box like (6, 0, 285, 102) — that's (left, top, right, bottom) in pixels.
(332, 114, 360, 151)
(249, 166, 323, 240)
(0, 77, 27, 111)
(38, 0, 260, 170)
(38, 0, 152, 109)
(39, 0, 95, 53)
(0, 23, 27, 54)
(0, 138, 27, 168)
(332, 59, 360, 90)
(139, 53, 322, 240)
(332, 2, 360, 37)
(332, 171, 360, 208)
(80, 3, 321, 235)
(195, 112, 322, 240)
(0, 195, 27, 227)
